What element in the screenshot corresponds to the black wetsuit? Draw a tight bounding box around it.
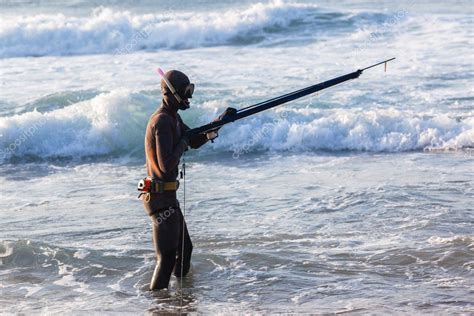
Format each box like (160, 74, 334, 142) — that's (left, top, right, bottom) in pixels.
(143, 71, 207, 290)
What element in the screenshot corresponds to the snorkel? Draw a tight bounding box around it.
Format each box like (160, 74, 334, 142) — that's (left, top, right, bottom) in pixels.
(157, 68, 193, 110)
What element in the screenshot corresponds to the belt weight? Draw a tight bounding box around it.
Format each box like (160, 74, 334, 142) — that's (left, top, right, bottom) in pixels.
(137, 177, 179, 195)
(152, 180, 179, 193)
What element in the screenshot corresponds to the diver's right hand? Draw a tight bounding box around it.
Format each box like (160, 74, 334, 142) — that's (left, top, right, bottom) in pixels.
(206, 131, 218, 141)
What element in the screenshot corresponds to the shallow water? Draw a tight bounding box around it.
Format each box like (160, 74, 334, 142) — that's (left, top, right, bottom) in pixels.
(1, 152, 473, 313)
(0, 0, 473, 314)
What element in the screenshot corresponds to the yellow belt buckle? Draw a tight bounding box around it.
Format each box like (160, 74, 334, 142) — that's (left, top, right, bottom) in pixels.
(155, 181, 164, 194)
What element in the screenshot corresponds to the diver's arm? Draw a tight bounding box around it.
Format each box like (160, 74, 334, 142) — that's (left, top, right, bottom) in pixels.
(155, 115, 188, 174)
(179, 108, 237, 149)
(182, 122, 208, 149)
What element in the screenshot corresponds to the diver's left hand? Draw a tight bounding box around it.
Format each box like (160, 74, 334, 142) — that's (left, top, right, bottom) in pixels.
(205, 107, 237, 142)
(215, 107, 237, 122)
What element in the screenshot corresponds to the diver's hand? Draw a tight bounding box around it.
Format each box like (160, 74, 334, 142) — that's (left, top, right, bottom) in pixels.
(206, 131, 218, 141)
(205, 107, 237, 142)
(215, 107, 237, 122)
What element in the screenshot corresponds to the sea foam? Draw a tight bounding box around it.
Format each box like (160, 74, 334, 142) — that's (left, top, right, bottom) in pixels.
(0, 90, 472, 161)
(0, 1, 322, 58)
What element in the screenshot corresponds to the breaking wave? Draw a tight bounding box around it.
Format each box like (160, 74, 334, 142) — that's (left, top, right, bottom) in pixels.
(0, 1, 388, 58)
(0, 90, 472, 162)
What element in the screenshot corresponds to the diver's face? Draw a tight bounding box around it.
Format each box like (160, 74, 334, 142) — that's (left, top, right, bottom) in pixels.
(177, 83, 193, 110)
(177, 98, 190, 110)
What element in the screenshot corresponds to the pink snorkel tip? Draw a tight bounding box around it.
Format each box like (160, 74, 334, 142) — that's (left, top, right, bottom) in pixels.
(157, 68, 165, 77)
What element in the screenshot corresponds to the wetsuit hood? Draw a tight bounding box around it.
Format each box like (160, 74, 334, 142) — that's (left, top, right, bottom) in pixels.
(161, 70, 193, 111)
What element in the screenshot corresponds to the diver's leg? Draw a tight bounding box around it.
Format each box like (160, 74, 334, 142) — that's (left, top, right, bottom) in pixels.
(150, 250, 175, 290)
(150, 209, 180, 290)
(174, 208, 193, 277)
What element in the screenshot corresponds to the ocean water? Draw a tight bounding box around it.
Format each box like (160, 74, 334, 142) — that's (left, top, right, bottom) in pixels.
(0, 0, 473, 314)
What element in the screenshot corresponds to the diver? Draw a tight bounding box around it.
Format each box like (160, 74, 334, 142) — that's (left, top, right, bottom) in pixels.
(142, 69, 235, 290)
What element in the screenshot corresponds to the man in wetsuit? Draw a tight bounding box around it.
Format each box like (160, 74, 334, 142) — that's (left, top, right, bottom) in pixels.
(143, 70, 234, 290)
